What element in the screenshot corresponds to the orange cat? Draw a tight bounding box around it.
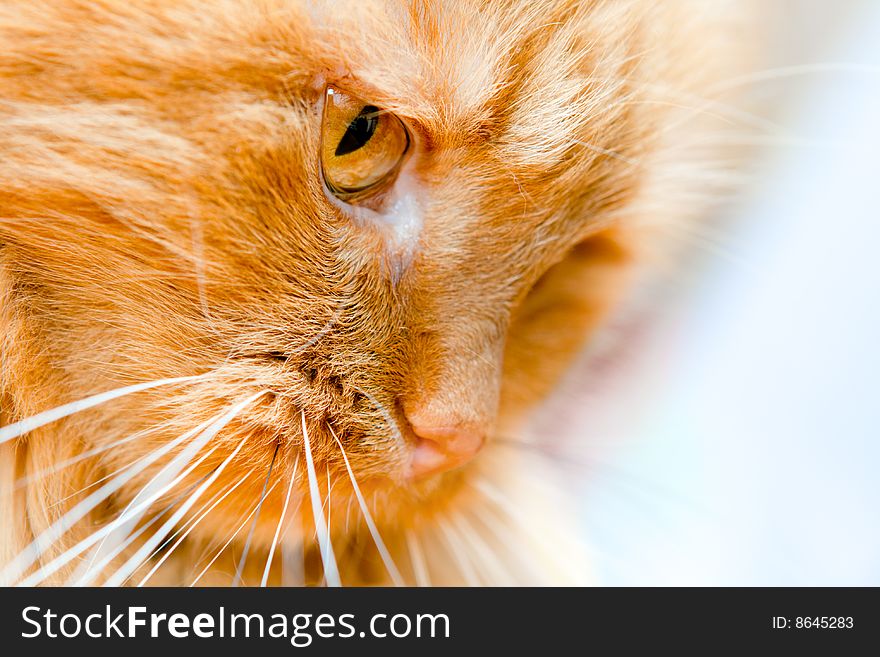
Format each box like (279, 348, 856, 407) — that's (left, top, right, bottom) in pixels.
(0, 0, 754, 585)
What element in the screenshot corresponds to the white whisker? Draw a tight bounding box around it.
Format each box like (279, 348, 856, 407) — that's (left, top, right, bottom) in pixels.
(48, 454, 143, 510)
(324, 465, 332, 541)
(66, 499, 179, 586)
(470, 504, 544, 584)
(300, 412, 340, 587)
(570, 138, 639, 166)
(190, 497, 264, 586)
(261, 454, 300, 587)
(19, 391, 264, 586)
(38, 442, 221, 586)
(7, 412, 222, 585)
(708, 62, 880, 96)
(84, 440, 225, 581)
(472, 480, 570, 578)
(69, 471, 217, 586)
(453, 514, 513, 586)
(0, 375, 205, 445)
(289, 306, 342, 356)
(353, 388, 407, 454)
(405, 529, 430, 587)
(138, 468, 255, 587)
(103, 395, 263, 588)
(16, 425, 162, 490)
(330, 425, 403, 586)
(232, 442, 280, 586)
(438, 519, 480, 586)
(82, 391, 266, 581)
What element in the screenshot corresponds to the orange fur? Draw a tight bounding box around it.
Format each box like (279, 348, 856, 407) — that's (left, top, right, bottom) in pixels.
(0, 0, 754, 585)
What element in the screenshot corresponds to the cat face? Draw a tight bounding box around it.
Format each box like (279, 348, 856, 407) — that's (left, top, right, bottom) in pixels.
(0, 0, 695, 584)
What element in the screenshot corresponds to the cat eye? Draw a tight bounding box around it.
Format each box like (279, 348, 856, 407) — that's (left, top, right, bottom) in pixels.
(321, 87, 410, 202)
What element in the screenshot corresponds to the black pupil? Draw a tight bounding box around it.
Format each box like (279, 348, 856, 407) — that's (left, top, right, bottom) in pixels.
(335, 105, 380, 156)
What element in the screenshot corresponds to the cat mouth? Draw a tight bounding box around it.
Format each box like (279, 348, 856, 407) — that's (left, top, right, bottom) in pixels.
(241, 351, 488, 491)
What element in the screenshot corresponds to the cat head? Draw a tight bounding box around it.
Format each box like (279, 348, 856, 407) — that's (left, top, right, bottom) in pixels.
(0, 0, 741, 584)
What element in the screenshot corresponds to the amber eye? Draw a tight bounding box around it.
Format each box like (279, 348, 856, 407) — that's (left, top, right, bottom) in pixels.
(321, 87, 410, 202)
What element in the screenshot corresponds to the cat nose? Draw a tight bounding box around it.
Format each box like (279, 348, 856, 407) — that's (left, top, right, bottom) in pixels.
(406, 421, 486, 479)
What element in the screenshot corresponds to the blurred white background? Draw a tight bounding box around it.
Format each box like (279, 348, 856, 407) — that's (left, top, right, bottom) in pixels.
(537, 1, 880, 585)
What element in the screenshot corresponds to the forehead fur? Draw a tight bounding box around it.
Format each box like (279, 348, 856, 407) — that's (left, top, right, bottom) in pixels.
(1, 0, 644, 150)
(308, 0, 643, 152)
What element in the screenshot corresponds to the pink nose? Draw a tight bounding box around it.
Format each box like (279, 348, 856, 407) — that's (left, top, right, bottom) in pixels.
(407, 423, 486, 479)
